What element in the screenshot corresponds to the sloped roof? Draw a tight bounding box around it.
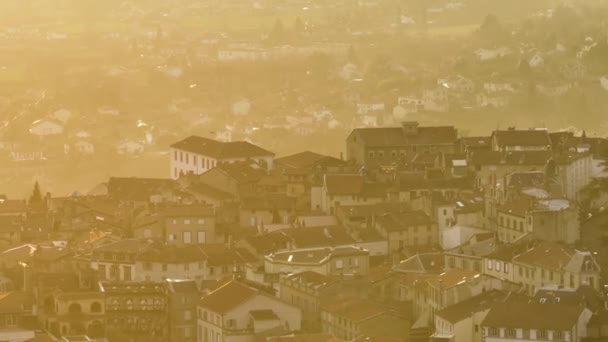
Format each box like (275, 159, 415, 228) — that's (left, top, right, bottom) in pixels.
(351, 126, 457, 147)
(275, 151, 345, 169)
(157, 204, 214, 217)
(266, 246, 368, 265)
(376, 210, 433, 232)
(513, 242, 580, 271)
(482, 301, 585, 329)
(436, 290, 528, 323)
(0, 291, 34, 314)
(325, 174, 365, 195)
(492, 129, 551, 147)
(136, 244, 207, 263)
(171, 136, 274, 158)
(0, 199, 27, 214)
(189, 182, 236, 201)
(393, 253, 444, 274)
(468, 151, 552, 166)
(198, 280, 259, 313)
(321, 297, 387, 322)
(107, 177, 176, 202)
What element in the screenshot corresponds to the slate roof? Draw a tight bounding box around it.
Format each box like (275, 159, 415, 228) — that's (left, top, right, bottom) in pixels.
(171, 136, 274, 159)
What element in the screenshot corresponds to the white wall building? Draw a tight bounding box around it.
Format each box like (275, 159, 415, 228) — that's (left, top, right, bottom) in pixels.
(169, 136, 275, 179)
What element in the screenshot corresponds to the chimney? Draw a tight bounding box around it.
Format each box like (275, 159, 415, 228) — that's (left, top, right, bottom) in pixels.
(401, 121, 419, 136)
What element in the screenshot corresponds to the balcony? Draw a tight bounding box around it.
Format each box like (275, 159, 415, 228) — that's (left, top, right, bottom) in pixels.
(223, 327, 254, 336)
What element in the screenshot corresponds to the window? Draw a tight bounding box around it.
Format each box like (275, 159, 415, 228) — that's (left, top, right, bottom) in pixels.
(90, 302, 102, 313)
(162, 264, 168, 271)
(474, 325, 479, 333)
(169, 234, 176, 241)
(184, 310, 192, 321)
(504, 263, 509, 274)
(336, 260, 344, 269)
(489, 327, 499, 337)
(554, 331, 564, 340)
(368, 151, 375, 159)
(537, 330, 547, 339)
(180, 151, 183, 162)
(183, 231, 192, 244)
(184, 263, 190, 271)
(174, 150, 178, 160)
(184, 327, 191, 338)
(184, 219, 191, 224)
(124, 266, 132, 281)
(519, 222, 524, 231)
(143, 229, 152, 238)
(487, 260, 493, 270)
(505, 328, 515, 338)
(496, 261, 502, 272)
(186, 153, 189, 163)
(143, 262, 153, 271)
(198, 219, 205, 225)
(378, 151, 384, 158)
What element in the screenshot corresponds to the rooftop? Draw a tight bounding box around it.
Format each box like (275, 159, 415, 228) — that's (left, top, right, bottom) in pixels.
(482, 301, 585, 330)
(266, 246, 368, 265)
(198, 280, 260, 314)
(171, 135, 274, 159)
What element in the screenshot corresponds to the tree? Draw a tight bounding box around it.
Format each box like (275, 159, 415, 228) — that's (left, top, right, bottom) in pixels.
(28, 181, 47, 213)
(268, 19, 285, 46)
(347, 45, 359, 64)
(478, 14, 507, 43)
(294, 17, 304, 34)
(29, 181, 43, 206)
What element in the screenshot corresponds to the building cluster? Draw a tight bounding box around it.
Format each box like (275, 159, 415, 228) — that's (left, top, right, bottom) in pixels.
(0, 121, 608, 342)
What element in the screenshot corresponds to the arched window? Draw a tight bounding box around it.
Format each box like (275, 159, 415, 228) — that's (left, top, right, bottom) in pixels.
(68, 303, 82, 314)
(90, 302, 102, 313)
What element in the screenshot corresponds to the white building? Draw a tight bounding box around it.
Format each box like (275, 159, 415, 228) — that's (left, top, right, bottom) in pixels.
(29, 119, 64, 136)
(169, 136, 275, 179)
(197, 280, 301, 342)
